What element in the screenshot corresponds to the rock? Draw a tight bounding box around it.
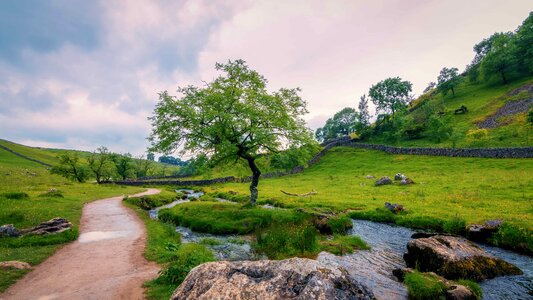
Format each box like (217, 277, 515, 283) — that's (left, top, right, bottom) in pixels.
(0, 224, 20, 237)
(296, 209, 352, 234)
(404, 235, 522, 281)
(365, 175, 375, 179)
(385, 202, 404, 214)
(411, 232, 438, 239)
(374, 176, 392, 186)
(466, 220, 502, 242)
(19, 218, 72, 235)
(171, 258, 376, 300)
(400, 178, 414, 185)
(394, 173, 407, 181)
(0, 261, 32, 270)
(393, 268, 477, 300)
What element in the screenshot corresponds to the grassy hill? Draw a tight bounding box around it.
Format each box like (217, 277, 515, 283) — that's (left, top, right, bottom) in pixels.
(367, 77, 533, 148)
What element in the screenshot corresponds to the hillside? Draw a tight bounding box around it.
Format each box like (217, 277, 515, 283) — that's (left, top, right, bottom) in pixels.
(366, 77, 533, 148)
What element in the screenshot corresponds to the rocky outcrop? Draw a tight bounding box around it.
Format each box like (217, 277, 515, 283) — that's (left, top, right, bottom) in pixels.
(0, 261, 32, 270)
(171, 258, 376, 300)
(400, 178, 414, 185)
(404, 235, 522, 281)
(385, 202, 404, 214)
(394, 173, 407, 181)
(0, 224, 20, 237)
(374, 176, 392, 186)
(393, 268, 478, 300)
(466, 220, 502, 242)
(19, 218, 72, 236)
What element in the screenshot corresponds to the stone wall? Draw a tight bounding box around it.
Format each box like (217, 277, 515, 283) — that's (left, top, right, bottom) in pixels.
(0, 141, 52, 167)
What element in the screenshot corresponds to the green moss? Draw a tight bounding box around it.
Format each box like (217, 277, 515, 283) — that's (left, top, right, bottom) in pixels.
(457, 279, 483, 299)
(319, 235, 370, 256)
(124, 190, 178, 210)
(443, 216, 466, 235)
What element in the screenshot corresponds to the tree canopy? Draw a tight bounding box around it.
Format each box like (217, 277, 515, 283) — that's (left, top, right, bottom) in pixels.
(149, 59, 313, 204)
(368, 77, 412, 119)
(437, 67, 462, 96)
(315, 107, 359, 142)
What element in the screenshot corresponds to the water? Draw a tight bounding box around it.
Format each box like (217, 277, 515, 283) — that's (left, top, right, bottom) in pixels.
(319, 220, 532, 300)
(148, 189, 203, 219)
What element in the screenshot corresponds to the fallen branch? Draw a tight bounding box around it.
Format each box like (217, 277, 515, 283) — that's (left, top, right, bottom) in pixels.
(280, 190, 317, 197)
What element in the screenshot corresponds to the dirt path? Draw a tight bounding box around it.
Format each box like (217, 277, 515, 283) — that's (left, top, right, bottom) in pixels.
(1, 189, 161, 300)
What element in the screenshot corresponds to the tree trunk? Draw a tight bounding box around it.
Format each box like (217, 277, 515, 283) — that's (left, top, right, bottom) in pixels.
(500, 71, 508, 84)
(451, 87, 455, 96)
(246, 158, 261, 205)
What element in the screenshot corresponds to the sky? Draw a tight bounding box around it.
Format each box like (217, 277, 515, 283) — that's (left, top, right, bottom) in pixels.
(1, 0, 531, 156)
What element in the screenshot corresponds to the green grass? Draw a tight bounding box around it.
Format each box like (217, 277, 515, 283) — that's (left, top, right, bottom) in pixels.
(404, 271, 447, 300)
(158, 201, 306, 234)
(372, 77, 533, 148)
(318, 235, 370, 256)
(0, 146, 143, 292)
(124, 190, 182, 210)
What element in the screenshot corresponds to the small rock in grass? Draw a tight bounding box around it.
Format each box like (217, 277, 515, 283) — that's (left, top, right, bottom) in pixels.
(0, 261, 32, 270)
(365, 175, 375, 179)
(385, 202, 404, 214)
(374, 176, 392, 186)
(19, 217, 72, 235)
(394, 173, 407, 181)
(400, 178, 415, 185)
(0, 224, 20, 237)
(466, 220, 502, 242)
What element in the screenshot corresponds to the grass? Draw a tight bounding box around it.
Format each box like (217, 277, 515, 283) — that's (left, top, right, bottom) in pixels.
(404, 271, 447, 300)
(371, 77, 533, 148)
(158, 201, 306, 234)
(124, 189, 182, 210)
(318, 235, 370, 256)
(0, 146, 143, 292)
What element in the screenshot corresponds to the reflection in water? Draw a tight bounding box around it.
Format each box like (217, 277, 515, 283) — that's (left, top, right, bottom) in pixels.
(148, 189, 203, 219)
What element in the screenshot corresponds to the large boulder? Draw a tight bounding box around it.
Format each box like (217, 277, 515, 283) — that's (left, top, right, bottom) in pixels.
(19, 218, 72, 235)
(404, 235, 522, 281)
(0, 224, 20, 237)
(171, 258, 376, 300)
(374, 176, 392, 186)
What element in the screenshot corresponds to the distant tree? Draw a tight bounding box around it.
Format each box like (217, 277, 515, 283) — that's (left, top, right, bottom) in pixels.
(135, 156, 154, 178)
(148, 60, 313, 205)
(110, 153, 136, 180)
(147, 152, 155, 161)
(87, 146, 114, 183)
(357, 95, 371, 127)
(369, 77, 412, 120)
(480, 32, 517, 84)
(423, 82, 436, 94)
(514, 12, 533, 75)
(315, 107, 359, 142)
(51, 152, 90, 183)
(158, 155, 188, 166)
(437, 67, 462, 96)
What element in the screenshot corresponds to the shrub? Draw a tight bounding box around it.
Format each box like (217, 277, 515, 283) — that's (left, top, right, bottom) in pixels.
(254, 222, 318, 259)
(404, 271, 447, 300)
(443, 216, 466, 235)
(327, 216, 353, 234)
(349, 208, 397, 223)
(124, 192, 177, 210)
(490, 223, 533, 255)
(1, 192, 29, 200)
(158, 243, 214, 284)
(466, 128, 488, 140)
(199, 237, 222, 246)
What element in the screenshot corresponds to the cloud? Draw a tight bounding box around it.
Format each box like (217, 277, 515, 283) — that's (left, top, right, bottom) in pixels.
(0, 0, 531, 155)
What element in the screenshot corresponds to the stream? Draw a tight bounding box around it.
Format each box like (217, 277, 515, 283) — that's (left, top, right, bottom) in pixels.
(149, 193, 532, 299)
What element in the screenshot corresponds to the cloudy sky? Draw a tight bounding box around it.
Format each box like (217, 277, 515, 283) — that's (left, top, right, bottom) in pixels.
(1, 0, 531, 156)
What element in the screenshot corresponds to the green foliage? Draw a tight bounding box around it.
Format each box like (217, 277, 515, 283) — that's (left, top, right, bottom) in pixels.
(134, 156, 154, 178)
(50, 152, 90, 183)
(480, 32, 517, 84)
(199, 237, 223, 246)
(443, 216, 466, 235)
(319, 235, 370, 256)
(404, 271, 447, 300)
(38, 189, 63, 198)
(158, 202, 303, 234)
(157, 243, 214, 284)
(490, 223, 533, 255)
(254, 222, 318, 259)
(437, 67, 463, 96)
(466, 128, 489, 140)
(110, 153, 136, 180)
(315, 107, 359, 142)
(1, 192, 29, 200)
(327, 216, 353, 234)
(426, 115, 453, 143)
(369, 77, 413, 118)
(356, 94, 371, 133)
(124, 191, 178, 210)
(87, 146, 114, 183)
(457, 279, 483, 299)
(270, 142, 320, 171)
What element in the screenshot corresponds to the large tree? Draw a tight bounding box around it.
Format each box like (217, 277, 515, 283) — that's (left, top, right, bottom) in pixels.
(87, 146, 114, 183)
(149, 60, 313, 204)
(437, 67, 462, 96)
(51, 152, 90, 183)
(110, 153, 136, 180)
(315, 107, 358, 142)
(368, 77, 412, 120)
(357, 94, 371, 129)
(480, 32, 516, 84)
